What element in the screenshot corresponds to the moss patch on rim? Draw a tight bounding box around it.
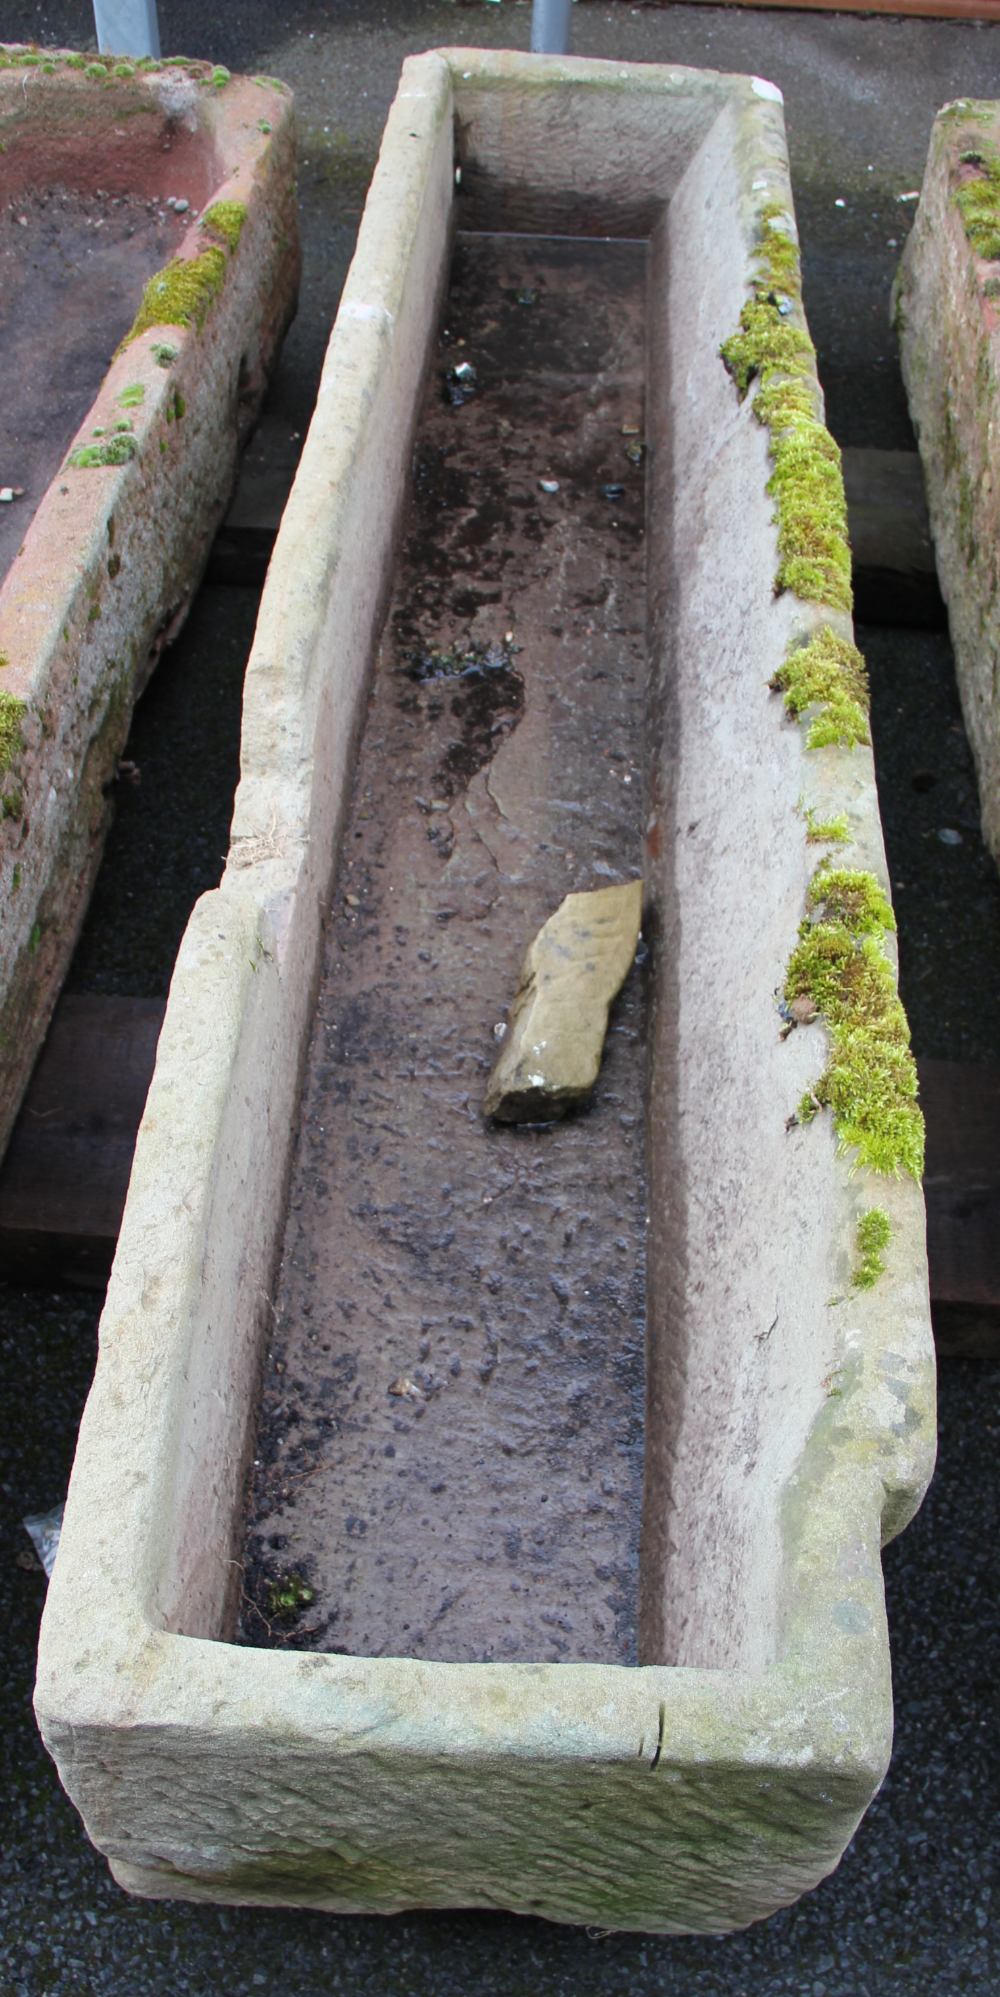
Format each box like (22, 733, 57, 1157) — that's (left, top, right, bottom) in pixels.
(118, 246, 227, 349)
(721, 202, 853, 617)
(771, 628, 870, 750)
(786, 867, 924, 1179)
(201, 199, 247, 252)
(954, 140, 1000, 261)
(0, 691, 25, 774)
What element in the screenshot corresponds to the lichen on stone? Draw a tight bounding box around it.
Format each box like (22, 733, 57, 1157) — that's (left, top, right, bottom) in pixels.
(785, 866, 923, 1179)
(770, 628, 870, 749)
(853, 1207, 892, 1289)
(119, 246, 227, 348)
(201, 199, 247, 252)
(0, 691, 25, 773)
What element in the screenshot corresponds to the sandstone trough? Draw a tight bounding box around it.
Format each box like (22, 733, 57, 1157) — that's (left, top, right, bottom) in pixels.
(35, 50, 935, 1934)
(0, 47, 298, 1154)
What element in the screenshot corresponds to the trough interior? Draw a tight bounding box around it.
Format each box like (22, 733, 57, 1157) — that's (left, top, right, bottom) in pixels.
(154, 71, 843, 1681)
(241, 229, 651, 1666)
(0, 81, 223, 586)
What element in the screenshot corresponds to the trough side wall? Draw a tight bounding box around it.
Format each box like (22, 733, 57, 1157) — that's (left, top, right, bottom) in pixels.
(895, 105, 1000, 867)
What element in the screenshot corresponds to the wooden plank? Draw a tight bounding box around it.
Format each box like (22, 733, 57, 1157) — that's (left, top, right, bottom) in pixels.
(919, 1056, 1000, 1353)
(0, 993, 164, 1288)
(842, 447, 947, 631)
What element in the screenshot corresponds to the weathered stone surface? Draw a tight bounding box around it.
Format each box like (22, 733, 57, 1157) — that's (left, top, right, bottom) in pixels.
(485, 880, 643, 1120)
(0, 52, 299, 1159)
(34, 50, 935, 1935)
(895, 100, 1000, 866)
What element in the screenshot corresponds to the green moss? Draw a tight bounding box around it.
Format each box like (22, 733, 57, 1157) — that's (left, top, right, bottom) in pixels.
(119, 246, 227, 347)
(253, 74, 290, 93)
(113, 61, 135, 78)
(771, 628, 870, 749)
(853, 1207, 892, 1289)
(955, 143, 1000, 260)
(201, 199, 246, 252)
(267, 1573, 315, 1619)
(85, 62, 106, 79)
(151, 342, 178, 367)
(1, 790, 22, 820)
(803, 808, 850, 844)
(207, 65, 231, 89)
(805, 865, 895, 936)
(722, 205, 853, 617)
(118, 383, 146, 408)
(67, 434, 138, 469)
(0, 691, 25, 773)
(785, 867, 923, 1178)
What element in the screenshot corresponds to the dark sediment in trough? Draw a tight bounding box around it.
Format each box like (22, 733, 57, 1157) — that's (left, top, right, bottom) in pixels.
(240, 233, 651, 1666)
(0, 187, 186, 585)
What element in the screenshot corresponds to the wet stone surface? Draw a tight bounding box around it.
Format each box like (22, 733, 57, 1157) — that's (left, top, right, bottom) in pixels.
(241, 234, 650, 1665)
(0, 187, 186, 585)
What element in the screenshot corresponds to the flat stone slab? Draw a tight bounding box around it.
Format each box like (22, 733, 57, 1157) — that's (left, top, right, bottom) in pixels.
(0, 47, 299, 1157)
(35, 50, 935, 1935)
(485, 881, 643, 1121)
(895, 99, 1000, 866)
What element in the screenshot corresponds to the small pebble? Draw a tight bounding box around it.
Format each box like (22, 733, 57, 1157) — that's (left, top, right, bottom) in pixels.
(601, 482, 625, 500)
(539, 478, 560, 494)
(937, 827, 963, 845)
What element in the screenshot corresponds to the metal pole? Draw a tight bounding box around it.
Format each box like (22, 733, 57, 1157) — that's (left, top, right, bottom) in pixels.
(531, 0, 572, 54)
(93, 0, 161, 58)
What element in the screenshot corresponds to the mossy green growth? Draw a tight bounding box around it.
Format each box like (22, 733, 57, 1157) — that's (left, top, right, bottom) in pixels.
(785, 867, 923, 1178)
(67, 434, 137, 469)
(119, 246, 227, 347)
(771, 628, 870, 749)
(201, 199, 246, 252)
(853, 1207, 892, 1289)
(803, 807, 850, 844)
(954, 142, 1000, 261)
(118, 383, 146, 408)
(805, 865, 895, 936)
(267, 1573, 315, 1619)
(721, 205, 853, 617)
(0, 691, 25, 773)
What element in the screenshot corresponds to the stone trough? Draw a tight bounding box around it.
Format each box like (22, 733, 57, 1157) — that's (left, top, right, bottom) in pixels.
(35, 50, 935, 1934)
(895, 98, 1000, 869)
(0, 47, 298, 1155)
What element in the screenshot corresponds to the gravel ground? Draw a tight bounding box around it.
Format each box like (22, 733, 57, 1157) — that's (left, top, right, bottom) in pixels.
(1, 2, 999, 1991)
